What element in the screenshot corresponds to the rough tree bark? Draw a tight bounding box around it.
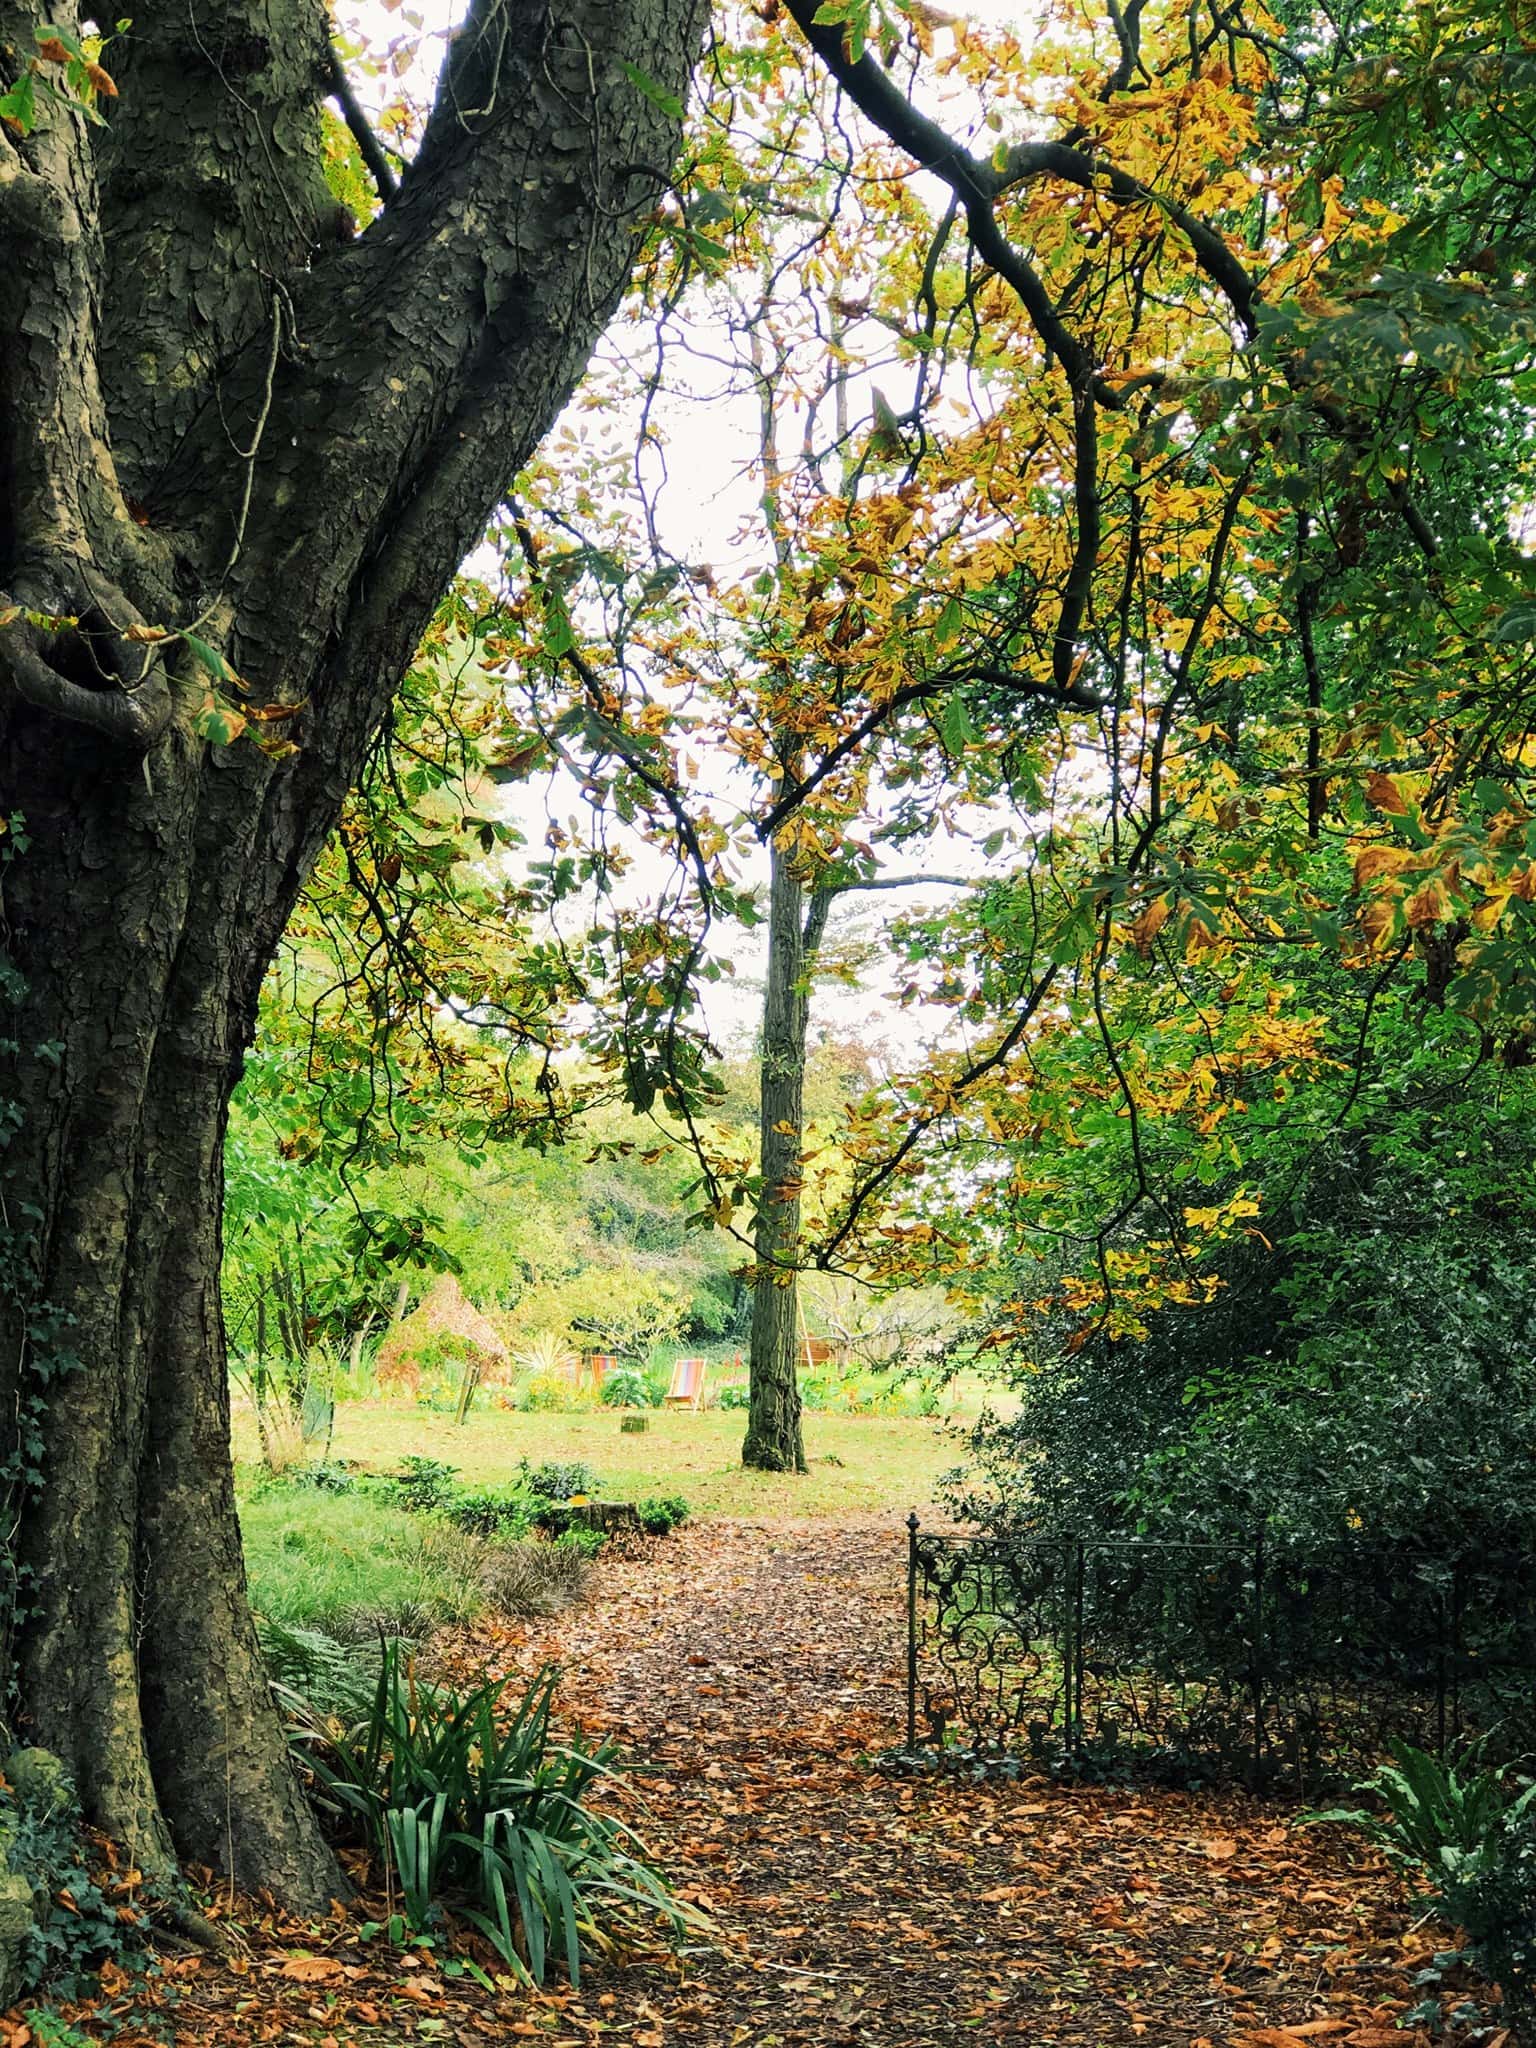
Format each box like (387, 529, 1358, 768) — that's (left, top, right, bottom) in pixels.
(0, 0, 704, 1904)
(741, 851, 830, 1474)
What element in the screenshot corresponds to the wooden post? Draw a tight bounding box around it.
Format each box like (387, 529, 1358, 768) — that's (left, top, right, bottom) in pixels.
(453, 1357, 481, 1427)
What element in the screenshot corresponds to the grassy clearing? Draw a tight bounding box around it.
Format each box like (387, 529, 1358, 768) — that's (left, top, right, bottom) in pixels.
(234, 1402, 969, 1520)
(238, 1490, 483, 1631)
(238, 1487, 593, 1634)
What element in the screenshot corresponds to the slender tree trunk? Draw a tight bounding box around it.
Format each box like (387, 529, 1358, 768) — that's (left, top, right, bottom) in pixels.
(742, 855, 831, 1473)
(348, 1312, 377, 1380)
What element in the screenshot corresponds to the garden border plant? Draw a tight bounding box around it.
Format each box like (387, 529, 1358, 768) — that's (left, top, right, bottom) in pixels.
(276, 1643, 695, 1985)
(1308, 1741, 1536, 2042)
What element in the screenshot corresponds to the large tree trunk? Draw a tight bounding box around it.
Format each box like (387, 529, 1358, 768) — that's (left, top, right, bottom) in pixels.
(0, 0, 703, 1905)
(742, 852, 830, 1474)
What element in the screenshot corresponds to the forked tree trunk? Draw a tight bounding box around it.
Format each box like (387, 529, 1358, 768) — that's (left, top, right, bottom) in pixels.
(0, 0, 703, 1904)
(742, 849, 830, 1474)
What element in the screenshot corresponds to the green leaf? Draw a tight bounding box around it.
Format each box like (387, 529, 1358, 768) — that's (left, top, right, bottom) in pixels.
(616, 58, 682, 121)
(1493, 599, 1536, 645)
(683, 227, 730, 274)
(193, 694, 247, 746)
(941, 693, 979, 754)
(541, 590, 576, 660)
(182, 632, 234, 683)
(34, 22, 85, 57)
(0, 70, 38, 135)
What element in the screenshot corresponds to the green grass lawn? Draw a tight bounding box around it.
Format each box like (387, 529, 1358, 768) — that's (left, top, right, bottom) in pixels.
(238, 1490, 473, 1630)
(234, 1400, 969, 1520)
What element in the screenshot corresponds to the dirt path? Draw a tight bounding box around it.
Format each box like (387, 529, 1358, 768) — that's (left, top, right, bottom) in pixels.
(61, 1519, 1463, 2048)
(488, 1519, 1443, 2048)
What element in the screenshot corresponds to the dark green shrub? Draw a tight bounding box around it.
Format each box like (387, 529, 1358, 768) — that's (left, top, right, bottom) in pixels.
(249, 1458, 358, 1499)
(635, 1496, 690, 1537)
(392, 1455, 461, 1514)
(1313, 1744, 1536, 2040)
(526, 1507, 607, 1550)
(444, 1486, 537, 1538)
(716, 1382, 749, 1410)
(521, 1459, 598, 1502)
(295, 1458, 358, 1492)
(600, 1369, 653, 1410)
(278, 1645, 689, 1984)
(1440, 1824, 1536, 2040)
(961, 1093, 1536, 1568)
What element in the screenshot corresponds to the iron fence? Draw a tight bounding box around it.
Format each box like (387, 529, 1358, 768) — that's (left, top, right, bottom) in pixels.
(904, 1516, 1536, 1789)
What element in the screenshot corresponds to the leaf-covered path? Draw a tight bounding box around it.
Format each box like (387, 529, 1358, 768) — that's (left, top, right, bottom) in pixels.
(483, 1518, 1452, 2048)
(35, 1518, 1472, 2048)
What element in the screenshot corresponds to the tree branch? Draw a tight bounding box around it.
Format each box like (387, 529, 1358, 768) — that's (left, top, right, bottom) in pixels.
(824, 872, 974, 895)
(990, 140, 1257, 338)
(0, 607, 170, 749)
(207, 0, 705, 702)
(327, 47, 399, 204)
(98, 0, 341, 492)
(780, 3, 1258, 344)
(815, 961, 1061, 1268)
(758, 665, 1103, 841)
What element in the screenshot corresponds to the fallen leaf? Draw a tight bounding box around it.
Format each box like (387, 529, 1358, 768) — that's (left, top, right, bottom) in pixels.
(279, 1955, 341, 1983)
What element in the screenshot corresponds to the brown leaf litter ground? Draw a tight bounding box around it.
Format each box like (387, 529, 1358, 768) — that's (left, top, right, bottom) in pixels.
(14, 1519, 1506, 2048)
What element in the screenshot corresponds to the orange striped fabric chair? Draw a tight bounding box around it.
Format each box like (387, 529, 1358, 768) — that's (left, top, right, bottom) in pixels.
(664, 1355, 706, 1411)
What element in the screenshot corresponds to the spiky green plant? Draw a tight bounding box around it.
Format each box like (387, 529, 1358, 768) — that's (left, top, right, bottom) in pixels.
(277, 1643, 691, 1984)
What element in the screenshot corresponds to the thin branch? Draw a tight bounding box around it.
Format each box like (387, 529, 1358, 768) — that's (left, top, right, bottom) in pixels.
(824, 872, 974, 895)
(327, 47, 400, 204)
(815, 962, 1060, 1268)
(1296, 504, 1325, 839)
(992, 140, 1257, 337)
(758, 667, 1103, 841)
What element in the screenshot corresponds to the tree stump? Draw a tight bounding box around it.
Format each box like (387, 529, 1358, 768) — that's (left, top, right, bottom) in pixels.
(572, 1501, 642, 1536)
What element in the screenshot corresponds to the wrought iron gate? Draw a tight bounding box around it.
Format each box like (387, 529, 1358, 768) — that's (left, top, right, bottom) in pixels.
(904, 1516, 1536, 1787)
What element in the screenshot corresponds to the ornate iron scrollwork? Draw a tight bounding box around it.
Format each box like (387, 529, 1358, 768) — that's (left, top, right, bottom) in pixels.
(903, 1519, 1536, 1787)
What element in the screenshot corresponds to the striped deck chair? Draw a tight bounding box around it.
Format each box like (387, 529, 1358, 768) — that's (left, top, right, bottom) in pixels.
(581, 1351, 618, 1396)
(665, 1355, 707, 1411)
